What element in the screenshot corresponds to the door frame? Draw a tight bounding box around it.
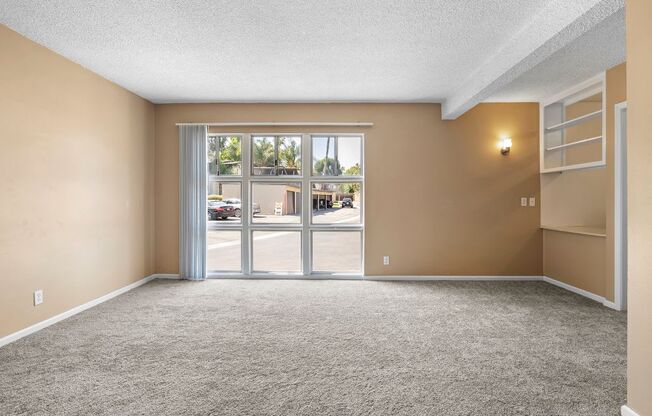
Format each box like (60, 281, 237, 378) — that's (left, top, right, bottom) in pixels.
(614, 101, 627, 311)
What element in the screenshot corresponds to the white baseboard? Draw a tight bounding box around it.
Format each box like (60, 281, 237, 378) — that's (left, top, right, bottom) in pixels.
(152, 273, 181, 279)
(621, 405, 640, 416)
(602, 299, 620, 310)
(542, 276, 620, 310)
(1, 273, 619, 349)
(365, 275, 543, 281)
(0, 274, 156, 348)
(542, 276, 605, 303)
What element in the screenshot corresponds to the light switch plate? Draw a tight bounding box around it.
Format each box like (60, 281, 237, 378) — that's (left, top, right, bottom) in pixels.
(529, 197, 536, 207)
(520, 197, 528, 207)
(383, 256, 390, 265)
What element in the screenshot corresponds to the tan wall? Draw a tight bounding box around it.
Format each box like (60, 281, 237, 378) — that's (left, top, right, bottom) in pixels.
(541, 64, 626, 300)
(0, 25, 156, 338)
(543, 230, 606, 295)
(155, 103, 542, 276)
(605, 63, 627, 302)
(625, 1, 652, 414)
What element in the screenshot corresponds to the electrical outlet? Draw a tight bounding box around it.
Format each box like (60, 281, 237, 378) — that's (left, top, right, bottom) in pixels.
(529, 197, 536, 207)
(34, 289, 43, 306)
(383, 256, 390, 266)
(520, 197, 528, 207)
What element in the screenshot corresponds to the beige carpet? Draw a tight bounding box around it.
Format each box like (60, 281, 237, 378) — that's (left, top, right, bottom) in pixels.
(0, 279, 626, 415)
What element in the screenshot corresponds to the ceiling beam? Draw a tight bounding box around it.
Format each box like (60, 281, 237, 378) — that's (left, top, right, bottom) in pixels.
(441, 0, 624, 120)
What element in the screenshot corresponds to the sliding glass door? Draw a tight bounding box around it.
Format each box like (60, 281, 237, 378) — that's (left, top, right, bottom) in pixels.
(207, 133, 363, 277)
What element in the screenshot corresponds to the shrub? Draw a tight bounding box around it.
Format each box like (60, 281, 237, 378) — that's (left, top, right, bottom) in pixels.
(207, 194, 223, 201)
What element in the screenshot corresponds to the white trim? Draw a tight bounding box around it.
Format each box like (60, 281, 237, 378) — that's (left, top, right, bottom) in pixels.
(208, 273, 362, 280)
(543, 276, 619, 310)
(614, 101, 628, 311)
(543, 276, 604, 303)
(1, 273, 621, 349)
(540, 160, 606, 174)
(621, 405, 640, 416)
(540, 73, 606, 173)
(177, 122, 373, 127)
(153, 273, 181, 279)
(541, 73, 605, 107)
(602, 299, 618, 310)
(0, 274, 156, 348)
(545, 110, 603, 132)
(545, 135, 602, 151)
(365, 275, 542, 281)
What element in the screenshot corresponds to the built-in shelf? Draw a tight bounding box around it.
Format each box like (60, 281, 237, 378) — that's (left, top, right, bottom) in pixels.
(546, 135, 602, 151)
(540, 74, 606, 173)
(541, 225, 606, 238)
(540, 160, 606, 174)
(545, 109, 603, 132)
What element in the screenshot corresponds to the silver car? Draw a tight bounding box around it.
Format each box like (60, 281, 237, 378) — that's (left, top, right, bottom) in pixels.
(223, 198, 261, 218)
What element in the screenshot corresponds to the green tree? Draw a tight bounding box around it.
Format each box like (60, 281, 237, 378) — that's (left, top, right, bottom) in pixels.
(208, 136, 219, 175)
(344, 163, 360, 176)
(253, 137, 275, 171)
(314, 157, 341, 176)
(339, 163, 361, 193)
(278, 137, 301, 171)
(219, 136, 241, 175)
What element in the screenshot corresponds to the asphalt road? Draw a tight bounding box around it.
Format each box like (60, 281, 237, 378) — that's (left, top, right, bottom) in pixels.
(207, 207, 361, 273)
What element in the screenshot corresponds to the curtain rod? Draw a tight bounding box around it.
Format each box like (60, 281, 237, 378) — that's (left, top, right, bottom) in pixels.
(176, 122, 373, 127)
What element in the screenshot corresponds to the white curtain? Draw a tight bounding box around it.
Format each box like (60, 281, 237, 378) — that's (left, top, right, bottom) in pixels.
(179, 125, 207, 280)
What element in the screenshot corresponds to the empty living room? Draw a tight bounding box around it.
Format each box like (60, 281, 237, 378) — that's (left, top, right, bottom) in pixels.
(1, 1, 651, 415)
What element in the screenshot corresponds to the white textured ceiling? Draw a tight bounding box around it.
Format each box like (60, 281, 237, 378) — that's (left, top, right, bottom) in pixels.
(485, 8, 625, 103)
(0, 0, 625, 117)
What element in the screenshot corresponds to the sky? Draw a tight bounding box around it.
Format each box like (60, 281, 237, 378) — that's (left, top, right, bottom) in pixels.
(312, 136, 361, 172)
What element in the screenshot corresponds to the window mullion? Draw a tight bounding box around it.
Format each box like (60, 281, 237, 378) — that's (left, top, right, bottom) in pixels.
(242, 134, 251, 274)
(334, 136, 339, 176)
(302, 133, 311, 276)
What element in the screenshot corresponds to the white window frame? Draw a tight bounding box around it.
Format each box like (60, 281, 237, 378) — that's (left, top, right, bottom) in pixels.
(206, 133, 246, 275)
(251, 134, 303, 177)
(206, 132, 364, 279)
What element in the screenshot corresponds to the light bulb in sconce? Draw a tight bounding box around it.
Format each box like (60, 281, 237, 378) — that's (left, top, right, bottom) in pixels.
(499, 136, 512, 155)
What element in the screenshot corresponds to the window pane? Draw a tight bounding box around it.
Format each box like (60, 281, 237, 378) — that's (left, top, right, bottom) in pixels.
(312, 231, 362, 273)
(208, 136, 241, 176)
(207, 230, 241, 272)
(252, 231, 301, 273)
(338, 136, 362, 176)
(252, 136, 276, 175)
(312, 136, 338, 176)
(207, 182, 242, 223)
(277, 136, 302, 175)
(252, 182, 301, 224)
(312, 183, 361, 224)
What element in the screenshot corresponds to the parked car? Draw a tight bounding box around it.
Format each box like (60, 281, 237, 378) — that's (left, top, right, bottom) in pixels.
(207, 200, 236, 220)
(341, 198, 354, 208)
(223, 198, 261, 218)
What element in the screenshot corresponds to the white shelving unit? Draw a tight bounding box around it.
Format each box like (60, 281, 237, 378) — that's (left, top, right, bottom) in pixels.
(540, 74, 606, 173)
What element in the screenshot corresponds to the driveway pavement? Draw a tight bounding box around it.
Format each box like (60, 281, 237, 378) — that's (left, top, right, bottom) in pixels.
(207, 207, 362, 273)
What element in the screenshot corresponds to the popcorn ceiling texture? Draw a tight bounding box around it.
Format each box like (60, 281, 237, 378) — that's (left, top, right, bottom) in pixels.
(441, 0, 624, 118)
(485, 9, 625, 103)
(0, 0, 624, 117)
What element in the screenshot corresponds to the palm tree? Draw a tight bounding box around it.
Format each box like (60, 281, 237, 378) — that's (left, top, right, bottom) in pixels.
(278, 137, 300, 172)
(253, 137, 275, 173)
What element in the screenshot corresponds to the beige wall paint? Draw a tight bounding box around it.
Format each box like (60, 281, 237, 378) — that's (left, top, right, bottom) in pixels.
(605, 63, 627, 302)
(541, 64, 625, 300)
(155, 103, 542, 276)
(0, 25, 156, 338)
(625, 1, 652, 414)
(543, 230, 606, 295)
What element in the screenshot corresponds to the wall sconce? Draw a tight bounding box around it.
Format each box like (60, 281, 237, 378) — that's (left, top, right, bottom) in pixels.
(499, 136, 512, 155)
